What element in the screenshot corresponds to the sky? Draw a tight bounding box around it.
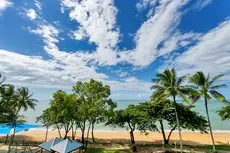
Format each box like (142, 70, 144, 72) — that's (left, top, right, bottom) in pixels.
(1, 0, 230, 101)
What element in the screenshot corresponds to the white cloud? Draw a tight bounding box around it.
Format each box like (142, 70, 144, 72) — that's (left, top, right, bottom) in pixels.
(0, 48, 153, 95)
(71, 27, 87, 40)
(168, 19, 230, 80)
(157, 32, 201, 57)
(2, 0, 219, 100)
(196, 0, 213, 8)
(136, 0, 157, 12)
(0, 0, 12, 13)
(123, 76, 139, 83)
(26, 9, 37, 20)
(26, 23, 154, 93)
(34, 0, 42, 11)
(60, 0, 207, 68)
(0, 50, 108, 88)
(120, 0, 190, 67)
(61, 0, 120, 65)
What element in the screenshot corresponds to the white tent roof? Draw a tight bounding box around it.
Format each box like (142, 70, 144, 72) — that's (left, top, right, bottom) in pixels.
(39, 137, 64, 151)
(50, 139, 83, 153)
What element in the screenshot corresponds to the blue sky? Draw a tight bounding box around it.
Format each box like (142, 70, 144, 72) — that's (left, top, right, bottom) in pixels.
(1, 0, 230, 101)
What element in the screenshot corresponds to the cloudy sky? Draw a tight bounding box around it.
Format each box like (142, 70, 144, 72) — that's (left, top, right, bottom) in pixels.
(1, 0, 230, 101)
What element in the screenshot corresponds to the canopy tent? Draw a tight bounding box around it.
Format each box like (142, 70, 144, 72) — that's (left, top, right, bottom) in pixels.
(39, 138, 64, 152)
(50, 139, 83, 153)
(0, 123, 40, 134)
(39, 138, 83, 153)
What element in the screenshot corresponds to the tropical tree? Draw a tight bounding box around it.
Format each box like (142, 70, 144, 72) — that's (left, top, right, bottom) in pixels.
(107, 105, 157, 152)
(72, 79, 115, 149)
(0, 85, 16, 123)
(151, 68, 192, 151)
(218, 105, 230, 121)
(36, 109, 51, 141)
(4, 86, 37, 152)
(39, 90, 77, 139)
(138, 100, 208, 144)
(190, 72, 228, 152)
(0, 73, 6, 86)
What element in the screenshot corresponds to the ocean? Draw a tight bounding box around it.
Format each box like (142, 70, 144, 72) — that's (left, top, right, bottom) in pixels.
(21, 100, 230, 131)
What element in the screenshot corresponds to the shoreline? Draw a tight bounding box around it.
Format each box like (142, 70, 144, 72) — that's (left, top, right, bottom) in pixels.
(1, 130, 230, 145)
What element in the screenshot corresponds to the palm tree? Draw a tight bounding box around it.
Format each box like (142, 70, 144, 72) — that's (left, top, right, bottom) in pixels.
(0, 73, 6, 97)
(151, 68, 192, 152)
(0, 73, 6, 84)
(7, 87, 37, 153)
(190, 72, 228, 152)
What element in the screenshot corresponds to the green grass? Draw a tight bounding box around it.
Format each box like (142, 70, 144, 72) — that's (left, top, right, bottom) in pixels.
(184, 144, 230, 151)
(86, 148, 130, 153)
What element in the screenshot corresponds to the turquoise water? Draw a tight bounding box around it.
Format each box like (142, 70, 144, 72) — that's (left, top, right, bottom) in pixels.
(22, 100, 230, 131)
(0, 123, 40, 134)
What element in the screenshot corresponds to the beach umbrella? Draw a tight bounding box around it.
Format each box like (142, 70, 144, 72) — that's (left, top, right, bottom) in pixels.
(0, 123, 40, 134)
(50, 139, 83, 153)
(39, 137, 64, 151)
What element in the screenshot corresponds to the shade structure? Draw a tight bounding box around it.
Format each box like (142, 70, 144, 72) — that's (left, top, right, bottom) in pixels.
(39, 137, 64, 151)
(50, 139, 83, 153)
(0, 123, 40, 134)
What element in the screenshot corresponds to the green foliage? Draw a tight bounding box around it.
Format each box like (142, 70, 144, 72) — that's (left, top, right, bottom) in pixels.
(189, 72, 228, 103)
(72, 79, 113, 122)
(107, 104, 156, 132)
(174, 103, 208, 132)
(137, 100, 208, 144)
(0, 81, 37, 152)
(72, 79, 117, 146)
(217, 105, 230, 120)
(151, 68, 193, 103)
(190, 71, 228, 152)
(38, 79, 117, 150)
(0, 84, 37, 124)
(37, 90, 77, 138)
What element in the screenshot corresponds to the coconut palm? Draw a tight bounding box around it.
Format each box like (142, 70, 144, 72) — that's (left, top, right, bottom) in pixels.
(190, 72, 228, 152)
(0, 73, 6, 85)
(0, 73, 6, 98)
(0, 85, 15, 123)
(151, 68, 192, 152)
(7, 87, 37, 153)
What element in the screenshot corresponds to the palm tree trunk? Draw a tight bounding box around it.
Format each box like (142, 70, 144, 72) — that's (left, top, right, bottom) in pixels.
(8, 124, 16, 153)
(159, 120, 168, 145)
(205, 97, 216, 152)
(45, 126, 48, 141)
(173, 95, 183, 152)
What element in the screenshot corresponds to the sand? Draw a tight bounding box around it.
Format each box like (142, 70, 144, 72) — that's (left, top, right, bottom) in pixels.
(2, 130, 230, 145)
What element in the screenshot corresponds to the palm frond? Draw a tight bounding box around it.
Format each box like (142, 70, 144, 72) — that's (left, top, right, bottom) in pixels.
(178, 91, 189, 104)
(177, 75, 187, 87)
(210, 84, 227, 90)
(210, 90, 228, 103)
(209, 74, 224, 86)
(190, 71, 206, 86)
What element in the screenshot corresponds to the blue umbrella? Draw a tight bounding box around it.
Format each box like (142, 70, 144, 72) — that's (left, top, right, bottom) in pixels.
(0, 123, 40, 134)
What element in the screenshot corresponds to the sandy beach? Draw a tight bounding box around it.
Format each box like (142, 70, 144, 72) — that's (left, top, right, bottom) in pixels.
(2, 130, 230, 146)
